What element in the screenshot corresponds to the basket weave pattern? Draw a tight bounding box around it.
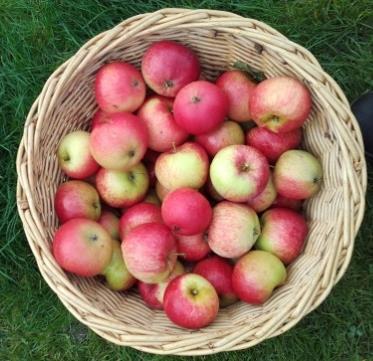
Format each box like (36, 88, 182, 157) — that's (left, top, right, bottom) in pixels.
(16, 9, 366, 355)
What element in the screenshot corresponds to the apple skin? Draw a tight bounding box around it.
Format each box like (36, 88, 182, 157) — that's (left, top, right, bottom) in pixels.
(174, 80, 229, 135)
(121, 223, 177, 283)
(138, 282, 163, 310)
(272, 194, 302, 211)
(194, 256, 237, 307)
(250, 76, 312, 133)
(247, 174, 277, 213)
(232, 250, 286, 304)
(95, 61, 146, 113)
(90, 112, 148, 171)
(102, 239, 136, 291)
(138, 261, 185, 310)
(177, 232, 210, 261)
(246, 127, 302, 162)
(216, 70, 256, 122)
(255, 208, 308, 264)
(155, 142, 209, 191)
(137, 96, 188, 152)
(54, 180, 101, 223)
(195, 121, 245, 156)
(144, 189, 161, 206)
(162, 188, 213, 236)
(98, 210, 120, 240)
(53, 218, 112, 277)
(210, 144, 270, 202)
(57, 131, 99, 179)
(95, 163, 149, 208)
(119, 202, 163, 239)
(274, 149, 322, 199)
(208, 201, 260, 258)
(91, 109, 111, 129)
(163, 273, 219, 329)
(141, 40, 200, 97)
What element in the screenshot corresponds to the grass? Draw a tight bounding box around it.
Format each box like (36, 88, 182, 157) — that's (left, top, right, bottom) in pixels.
(0, 0, 372, 360)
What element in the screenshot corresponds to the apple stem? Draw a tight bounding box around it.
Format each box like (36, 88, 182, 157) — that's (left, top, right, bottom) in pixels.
(174, 252, 186, 257)
(191, 96, 201, 104)
(240, 163, 251, 172)
(191, 288, 198, 296)
(269, 115, 280, 123)
(164, 79, 174, 89)
(313, 177, 322, 183)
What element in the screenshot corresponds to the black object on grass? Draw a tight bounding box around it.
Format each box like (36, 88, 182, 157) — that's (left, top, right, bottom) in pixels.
(351, 92, 373, 162)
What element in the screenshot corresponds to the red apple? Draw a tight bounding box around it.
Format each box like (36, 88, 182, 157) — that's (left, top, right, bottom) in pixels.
(177, 232, 210, 262)
(255, 208, 308, 264)
(138, 282, 163, 310)
(232, 250, 286, 304)
(95, 61, 146, 113)
(90, 112, 148, 171)
(210, 145, 270, 202)
(246, 127, 302, 162)
(97, 210, 120, 240)
(53, 218, 112, 277)
(272, 194, 302, 211)
(57, 131, 99, 179)
(250, 76, 312, 133)
(274, 149, 322, 199)
(95, 163, 149, 208)
(195, 120, 245, 156)
(247, 174, 277, 213)
(102, 239, 136, 291)
(119, 202, 162, 239)
(155, 142, 209, 191)
(138, 96, 188, 152)
(121, 223, 177, 283)
(194, 256, 237, 307)
(163, 273, 219, 329)
(91, 109, 111, 129)
(138, 261, 185, 310)
(216, 70, 256, 122)
(208, 201, 260, 258)
(141, 40, 200, 97)
(162, 188, 212, 236)
(54, 180, 101, 223)
(174, 80, 229, 135)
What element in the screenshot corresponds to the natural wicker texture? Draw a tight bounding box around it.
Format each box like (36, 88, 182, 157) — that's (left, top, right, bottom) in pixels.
(16, 8, 366, 356)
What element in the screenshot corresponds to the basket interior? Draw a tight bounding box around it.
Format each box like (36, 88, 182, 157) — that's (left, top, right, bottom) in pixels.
(32, 27, 346, 338)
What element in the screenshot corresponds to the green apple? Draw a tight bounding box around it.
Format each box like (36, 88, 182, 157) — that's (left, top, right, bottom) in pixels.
(210, 145, 270, 202)
(274, 149, 322, 199)
(155, 142, 209, 191)
(96, 163, 149, 208)
(102, 239, 136, 291)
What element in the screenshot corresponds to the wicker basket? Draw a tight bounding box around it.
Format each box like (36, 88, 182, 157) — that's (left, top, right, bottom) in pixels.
(16, 8, 367, 356)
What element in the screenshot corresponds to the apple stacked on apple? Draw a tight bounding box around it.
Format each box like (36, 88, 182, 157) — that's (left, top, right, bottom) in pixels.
(51, 39, 323, 330)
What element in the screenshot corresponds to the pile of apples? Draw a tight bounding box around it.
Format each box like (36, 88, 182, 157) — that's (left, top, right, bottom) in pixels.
(53, 40, 323, 330)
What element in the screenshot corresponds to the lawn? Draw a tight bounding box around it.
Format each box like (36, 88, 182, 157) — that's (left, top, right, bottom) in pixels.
(0, 1, 372, 360)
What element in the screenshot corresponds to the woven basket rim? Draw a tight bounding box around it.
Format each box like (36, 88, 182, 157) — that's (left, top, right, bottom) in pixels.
(16, 8, 367, 356)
